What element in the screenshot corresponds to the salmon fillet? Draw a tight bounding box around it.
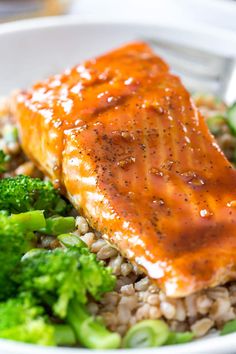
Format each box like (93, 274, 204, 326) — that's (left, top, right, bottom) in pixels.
(13, 42, 236, 297)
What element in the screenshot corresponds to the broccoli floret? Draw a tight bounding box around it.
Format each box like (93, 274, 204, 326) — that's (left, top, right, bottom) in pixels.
(19, 248, 87, 317)
(19, 246, 115, 318)
(0, 216, 32, 300)
(79, 248, 116, 300)
(0, 175, 69, 216)
(0, 150, 10, 172)
(58, 233, 116, 300)
(0, 211, 46, 300)
(0, 294, 54, 345)
(19, 239, 120, 349)
(0, 293, 76, 346)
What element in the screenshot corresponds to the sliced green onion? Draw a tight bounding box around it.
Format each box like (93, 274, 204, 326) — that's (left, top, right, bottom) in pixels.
(58, 233, 87, 248)
(10, 210, 46, 231)
(123, 320, 169, 348)
(227, 102, 236, 135)
(221, 319, 236, 335)
(40, 216, 75, 236)
(166, 331, 194, 345)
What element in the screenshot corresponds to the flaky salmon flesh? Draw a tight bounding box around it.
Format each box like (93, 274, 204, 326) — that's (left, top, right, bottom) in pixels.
(13, 42, 236, 297)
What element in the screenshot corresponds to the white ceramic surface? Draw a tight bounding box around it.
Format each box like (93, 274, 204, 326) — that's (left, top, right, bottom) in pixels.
(70, 0, 236, 32)
(1, 16, 236, 96)
(0, 16, 236, 354)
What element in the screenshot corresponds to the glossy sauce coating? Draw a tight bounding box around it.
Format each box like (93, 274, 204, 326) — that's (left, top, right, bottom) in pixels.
(14, 42, 236, 297)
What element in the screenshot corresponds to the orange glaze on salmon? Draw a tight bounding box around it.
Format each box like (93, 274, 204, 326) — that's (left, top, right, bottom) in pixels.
(13, 42, 236, 297)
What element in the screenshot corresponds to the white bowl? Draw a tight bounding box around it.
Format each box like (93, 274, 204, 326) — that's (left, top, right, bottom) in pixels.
(0, 16, 236, 354)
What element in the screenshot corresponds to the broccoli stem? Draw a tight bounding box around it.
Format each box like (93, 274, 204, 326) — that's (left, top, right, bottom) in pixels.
(40, 216, 75, 236)
(66, 300, 121, 349)
(53, 324, 76, 346)
(10, 211, 46, 231)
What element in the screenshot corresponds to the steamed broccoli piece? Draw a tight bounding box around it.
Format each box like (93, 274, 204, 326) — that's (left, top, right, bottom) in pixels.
(58, 233, 116, 300)
(18, 240, 120, 349)
(79, 247, 117, 300)
(0, 294, 54, 345)
(19, 248, 87, 317)
(0, 175, 68, 216)
(0, 150, 10, 172)
(59, 234, 117, 300)
(19, 245, 115, 318)
(0, 210, 46, 300)
(0, 293, 76, 346)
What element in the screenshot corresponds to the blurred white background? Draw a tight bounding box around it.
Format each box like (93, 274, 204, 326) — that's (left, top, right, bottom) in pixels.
(69, 0, 236, 31)
(0, 0, 236, 32)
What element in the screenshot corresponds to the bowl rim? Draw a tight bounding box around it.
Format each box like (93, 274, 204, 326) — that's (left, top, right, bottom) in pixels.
(0, 14, 235, 46)
(0, 15, 236, 58)
(0, 331, 236, 354)
(0, 15, 236, 354)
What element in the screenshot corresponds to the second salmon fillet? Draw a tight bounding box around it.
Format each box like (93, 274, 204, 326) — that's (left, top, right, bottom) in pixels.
(14, 42, 236, 297)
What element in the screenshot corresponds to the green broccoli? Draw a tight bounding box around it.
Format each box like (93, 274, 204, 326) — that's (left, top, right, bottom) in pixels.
(0, 293, 76, 346)
(19, 248, 87, 317)
(18, 236, 121, 349)
(0, 150, 10, 172)
(58, 234, 116, 300)
(0, 211, 45, 300)
(0, 175, 69, 216)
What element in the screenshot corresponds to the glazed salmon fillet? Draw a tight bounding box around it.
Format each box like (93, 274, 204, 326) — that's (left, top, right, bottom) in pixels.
(13, 42, 236, 297)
